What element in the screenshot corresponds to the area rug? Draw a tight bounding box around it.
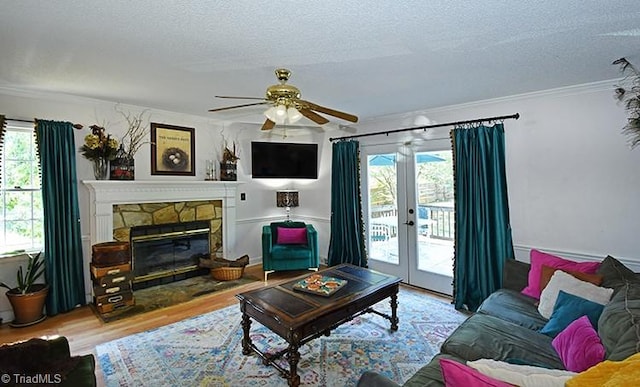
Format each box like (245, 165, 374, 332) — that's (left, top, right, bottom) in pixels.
(96, 286, 469, 386)
(95, 274, 260, 323)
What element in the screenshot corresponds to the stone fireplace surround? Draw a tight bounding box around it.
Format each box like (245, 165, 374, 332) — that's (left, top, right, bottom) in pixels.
(83, 181, 241, 261)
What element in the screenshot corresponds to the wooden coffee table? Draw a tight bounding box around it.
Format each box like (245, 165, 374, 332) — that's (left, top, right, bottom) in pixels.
(236, 263, 401, 386)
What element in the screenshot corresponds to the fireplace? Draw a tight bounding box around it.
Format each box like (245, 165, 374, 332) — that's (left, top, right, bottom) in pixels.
(130, 220, 210, 289)
(83, 181, 242, 278)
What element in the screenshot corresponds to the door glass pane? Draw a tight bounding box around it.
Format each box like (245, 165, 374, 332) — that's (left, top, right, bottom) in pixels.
(415, 151, 454, 276)
(367, 153, 399, 264)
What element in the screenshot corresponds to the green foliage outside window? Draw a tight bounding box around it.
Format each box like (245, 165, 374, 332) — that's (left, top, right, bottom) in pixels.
(1, 127, 43, 255)
(368, 152, 454, 208)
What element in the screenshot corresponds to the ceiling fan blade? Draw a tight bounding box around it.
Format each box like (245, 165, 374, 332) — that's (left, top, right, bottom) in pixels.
(301, 100, 358, 123)
(208, 101, 269, 112)
(261, 119, 275, 131)
(215, 95, 266, 100)
(299, 108, 330, 125)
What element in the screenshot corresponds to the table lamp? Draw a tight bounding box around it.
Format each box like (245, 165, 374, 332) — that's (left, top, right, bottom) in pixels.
(276, 190, 299, 221)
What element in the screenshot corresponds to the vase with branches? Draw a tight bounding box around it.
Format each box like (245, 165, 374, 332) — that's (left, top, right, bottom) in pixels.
(110, 106, 151, 180)
(115, 105, 151, 159)
(613, 57, 640, 149)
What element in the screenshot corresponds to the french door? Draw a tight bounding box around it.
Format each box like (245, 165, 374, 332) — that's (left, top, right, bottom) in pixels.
(363, 143, 454, 295)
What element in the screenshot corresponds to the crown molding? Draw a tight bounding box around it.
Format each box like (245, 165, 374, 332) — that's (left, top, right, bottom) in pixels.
(361, 78, 622, 125)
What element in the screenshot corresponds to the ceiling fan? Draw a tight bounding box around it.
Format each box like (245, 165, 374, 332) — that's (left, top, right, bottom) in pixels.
(208, 68, 358, 131)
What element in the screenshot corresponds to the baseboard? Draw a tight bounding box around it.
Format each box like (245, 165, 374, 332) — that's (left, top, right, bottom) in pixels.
(513, 244, 640, 272)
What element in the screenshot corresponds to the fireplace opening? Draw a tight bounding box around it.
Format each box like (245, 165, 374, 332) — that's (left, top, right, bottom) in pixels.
(130, 220, 210, 290)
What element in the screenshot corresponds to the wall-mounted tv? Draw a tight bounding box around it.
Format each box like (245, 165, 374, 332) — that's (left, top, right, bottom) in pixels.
(251, 141, 318, 179)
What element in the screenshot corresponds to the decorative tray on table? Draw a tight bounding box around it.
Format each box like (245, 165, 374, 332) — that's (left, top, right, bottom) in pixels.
(292, 274, 347, 297)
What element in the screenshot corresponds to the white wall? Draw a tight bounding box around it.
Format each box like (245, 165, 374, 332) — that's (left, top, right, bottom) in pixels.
(2, 80, 640, 322)
(0, 90, 334, 322)
(356, 81, 640, 271)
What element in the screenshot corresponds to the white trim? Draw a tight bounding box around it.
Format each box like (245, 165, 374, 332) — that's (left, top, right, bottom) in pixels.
(82, 180, 242, 259)
(422, 79, 617, 114)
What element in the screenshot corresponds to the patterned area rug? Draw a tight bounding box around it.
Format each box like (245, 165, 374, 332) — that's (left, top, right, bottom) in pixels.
(96, 286, 468, 386)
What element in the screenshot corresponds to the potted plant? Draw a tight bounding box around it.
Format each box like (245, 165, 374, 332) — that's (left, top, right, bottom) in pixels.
(0, 252, 49, 327)
(613, 57, 640, 148)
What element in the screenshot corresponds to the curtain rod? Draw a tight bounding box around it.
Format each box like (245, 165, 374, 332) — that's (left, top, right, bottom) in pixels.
(6, 117, 84, 129)
(329, 112, 520, 142)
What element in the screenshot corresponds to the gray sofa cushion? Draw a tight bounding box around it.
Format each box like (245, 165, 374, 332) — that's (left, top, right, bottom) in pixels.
(594, 255, 640, 360)
(404, 354, 465, 387)
(477, 289, 548, 331)
(502, 259, 531, 292)
(356, 371, 401, 387)
(598, 281, 640, 361)
(355, 354, 465, 387)
(440, 313, 564, 369)
(597, 255, 640, 293)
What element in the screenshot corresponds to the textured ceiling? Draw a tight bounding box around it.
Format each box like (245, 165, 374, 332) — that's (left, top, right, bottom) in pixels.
(1, 0, 639, 125)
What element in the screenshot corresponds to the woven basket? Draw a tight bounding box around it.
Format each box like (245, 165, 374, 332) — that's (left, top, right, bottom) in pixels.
(210, 266, 244, 281)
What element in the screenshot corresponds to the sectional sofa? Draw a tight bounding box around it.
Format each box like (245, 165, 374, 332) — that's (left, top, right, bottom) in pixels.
(357, 254, 640, 386)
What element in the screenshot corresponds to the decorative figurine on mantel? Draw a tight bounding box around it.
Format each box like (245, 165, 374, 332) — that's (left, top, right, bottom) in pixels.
(220, 144, 239, 181)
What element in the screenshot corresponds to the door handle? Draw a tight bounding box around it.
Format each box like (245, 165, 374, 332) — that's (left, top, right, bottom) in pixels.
(404, 220, 415, 226)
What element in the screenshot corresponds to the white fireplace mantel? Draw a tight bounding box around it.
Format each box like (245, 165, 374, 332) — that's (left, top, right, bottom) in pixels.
(83, 180, 242, 259)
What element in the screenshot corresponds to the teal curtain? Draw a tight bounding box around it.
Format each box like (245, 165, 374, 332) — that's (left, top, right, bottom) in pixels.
(0, 115, 5, 187)
(328, 140, 367, 267)
(35, 120, 86, 315)
(451, 123, 514, 312)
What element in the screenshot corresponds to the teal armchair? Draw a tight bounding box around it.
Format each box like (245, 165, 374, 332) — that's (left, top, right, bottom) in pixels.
(262, 221, 319, 281)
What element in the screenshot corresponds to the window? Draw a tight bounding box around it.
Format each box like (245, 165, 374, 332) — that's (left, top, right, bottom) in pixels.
(0, 122, 44, 255)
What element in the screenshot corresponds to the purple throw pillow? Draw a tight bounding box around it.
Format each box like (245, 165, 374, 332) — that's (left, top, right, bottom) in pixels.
(551, 315, 606, 372)
(521, 249, 601, 299)
(439, 358, 513, 387)
(276, 227, 307, 245)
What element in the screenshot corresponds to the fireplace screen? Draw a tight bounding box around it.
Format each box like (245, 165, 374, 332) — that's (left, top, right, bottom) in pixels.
(130, 221, 210, 287)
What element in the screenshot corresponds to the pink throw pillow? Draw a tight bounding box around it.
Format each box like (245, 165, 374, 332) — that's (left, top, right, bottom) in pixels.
(521, 249, 600, 299)
(552, 315, 606, 372)
(276, 227, 307, 245)
(440, 358, 513, 387)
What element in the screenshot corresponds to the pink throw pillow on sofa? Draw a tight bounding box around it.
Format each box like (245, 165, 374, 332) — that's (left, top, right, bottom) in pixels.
(440, 358, 512, 387)
(552, 315, 605, 372)
(521, 249, 600, 299)
(276, 227, 307, 244)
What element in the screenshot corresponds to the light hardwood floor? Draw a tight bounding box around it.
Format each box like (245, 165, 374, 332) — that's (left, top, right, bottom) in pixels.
(1, 264, 449, 385)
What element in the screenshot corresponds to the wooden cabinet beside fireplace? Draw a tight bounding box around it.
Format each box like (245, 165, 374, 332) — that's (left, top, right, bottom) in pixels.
(90, 242, 135, 314)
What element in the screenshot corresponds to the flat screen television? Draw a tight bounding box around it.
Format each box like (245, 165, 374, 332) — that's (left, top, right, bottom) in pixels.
(251, 141, 318, 179)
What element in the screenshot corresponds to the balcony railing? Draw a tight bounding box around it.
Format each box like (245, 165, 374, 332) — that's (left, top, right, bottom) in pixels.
(425, 206, 454, 240)
(370, 204, 454, 241)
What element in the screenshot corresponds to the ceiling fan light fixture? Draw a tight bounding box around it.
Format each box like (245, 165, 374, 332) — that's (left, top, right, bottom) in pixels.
(264, 106, 278, 121)
(213, 68, 358, 130)
(274, 115, 286, 125)
(287, 106, 302, 123)
(275, 104, 287, 118)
